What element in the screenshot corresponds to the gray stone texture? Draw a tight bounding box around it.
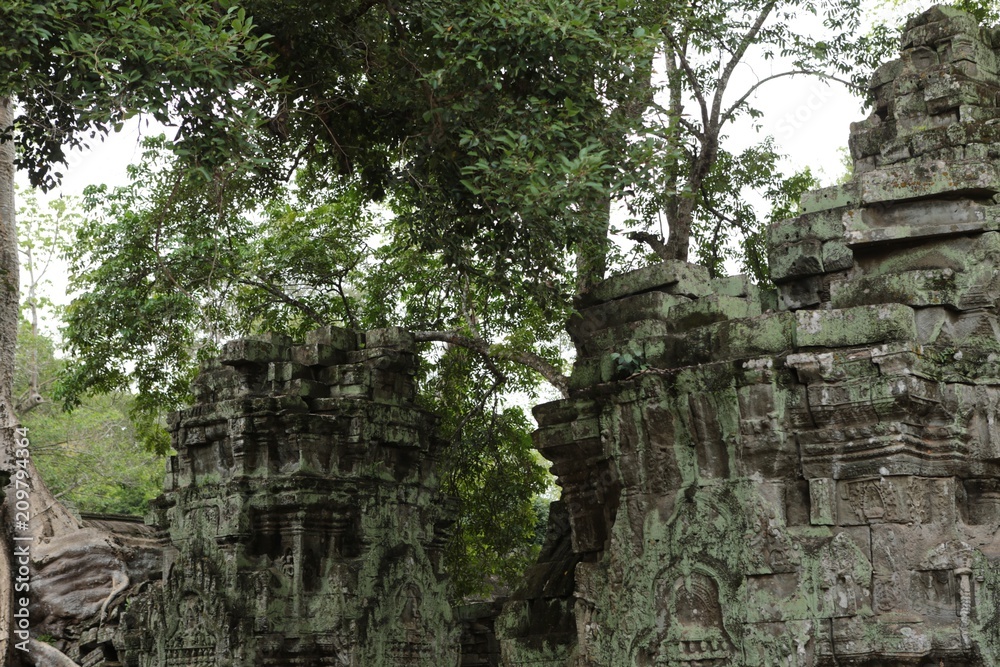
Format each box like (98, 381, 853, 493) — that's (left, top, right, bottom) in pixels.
(500, 6, 1000, 666)
(115, 326, 460, 666)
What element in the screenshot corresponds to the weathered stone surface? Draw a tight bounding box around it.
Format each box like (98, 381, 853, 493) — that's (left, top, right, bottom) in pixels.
(795, 304, 916, 348)
(859, 159, 1000, 204)
(584, 260, 712, 304)
(843, 199, 1000, 246)
(500, 8, 1000, 666)
(117, 329, 459, 667)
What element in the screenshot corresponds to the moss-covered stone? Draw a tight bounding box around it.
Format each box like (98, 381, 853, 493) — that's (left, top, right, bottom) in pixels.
(510, 13, 1000, 662)
(795, 304, 916, 348)
(117, 330, 459, 667)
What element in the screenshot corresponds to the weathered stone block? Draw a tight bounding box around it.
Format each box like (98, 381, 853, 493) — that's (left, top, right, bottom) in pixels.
(567, 291, 689, 343)
(668, 295, 761, 331)
(305, 324, 357, 350)
(799, 183, 860, 214)
(709, 274, 757, 298)
(713, 312, 797, 359)
(829, 268, 961, 309)
(770, 208, 845, 247)
(291, 342, 346, 366)
(365, 326, 415, 350)
(769, 239, 825, 282)
(585, 260, 712, 304)
(777, 276, 823, 310)
(809, 478, 837, 525)
(220, 338, 283, 365)
(850, 118, 897, 159)
(795, 304, 916, 348)
(842, 199, 1000, 246)
(821, 241, 853, 272)
(646, 328, 714, 367)
(859, 160, 1000, 204)
(902, 10, 979, 49)
(587, 319, 671, 357)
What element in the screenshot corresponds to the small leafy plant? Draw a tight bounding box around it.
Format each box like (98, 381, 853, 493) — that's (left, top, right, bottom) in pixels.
(610, 341, 649, 377)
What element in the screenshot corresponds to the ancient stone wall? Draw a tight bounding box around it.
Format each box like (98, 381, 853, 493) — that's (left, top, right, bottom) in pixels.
(116, 327, 460, 666)
(498, 6, 1000, 666)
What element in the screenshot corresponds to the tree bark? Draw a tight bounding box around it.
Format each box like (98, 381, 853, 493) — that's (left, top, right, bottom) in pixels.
(575, 193, 612, 295)
(0, 95, 18, 667)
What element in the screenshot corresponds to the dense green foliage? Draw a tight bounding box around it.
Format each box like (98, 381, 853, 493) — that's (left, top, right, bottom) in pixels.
(14, 189, 163, 516)
(0, 0, 272, 189)
(626, 0, 894, 266)
(26, 0, 909, 597)
(424, 349, 551, 597)
(55, 151, 553, 596)
(17, 322, 163, 516)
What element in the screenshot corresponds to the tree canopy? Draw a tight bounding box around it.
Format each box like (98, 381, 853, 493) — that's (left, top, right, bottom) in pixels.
(10, 0, 913, 600)
(0, 0, 272, 188)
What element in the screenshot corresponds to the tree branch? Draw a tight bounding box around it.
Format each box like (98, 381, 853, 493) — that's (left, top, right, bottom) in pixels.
(662, 31, 710, 131)
(713, 0, 777, 127)
(723, 70, 859, 125)
(413, 330, 569, 398)
(626, 231, 671, 260)
(239, 277, 328, 326)
(15, 392, 44, 416)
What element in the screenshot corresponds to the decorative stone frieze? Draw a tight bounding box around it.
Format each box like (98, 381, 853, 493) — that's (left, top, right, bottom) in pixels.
(116, 326, 459, 666)
(500, 6, 1000, 666)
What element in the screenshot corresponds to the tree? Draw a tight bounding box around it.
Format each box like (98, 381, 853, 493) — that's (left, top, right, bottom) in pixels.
(15, 187, 80, 415)
(12, 190, 161, 517)
(0, 1, 272, 658)
(16, 320, 162, 516)
(59, 139, 553, 595)
(618, 0, 894, 268)
(55, 0, 903, 597)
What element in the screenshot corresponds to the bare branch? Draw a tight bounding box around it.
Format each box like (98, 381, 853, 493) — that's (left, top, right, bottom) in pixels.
(723, 70, 859, 125)
(413, 330, 569, 398)
(712, 1, 777, 127)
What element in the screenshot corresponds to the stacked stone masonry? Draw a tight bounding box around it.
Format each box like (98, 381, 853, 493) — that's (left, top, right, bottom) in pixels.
(115, 327, 460, 666)
(106, 5, 1000, 667)
(499, 6, 1000, 667)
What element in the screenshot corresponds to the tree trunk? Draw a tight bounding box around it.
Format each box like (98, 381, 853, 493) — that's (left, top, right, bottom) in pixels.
(575, 192, 611, 295)
(0, 95, 18, 666)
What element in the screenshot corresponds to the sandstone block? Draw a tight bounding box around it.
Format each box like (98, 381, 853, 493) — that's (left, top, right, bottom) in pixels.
(795, 304, 916, 348)
(585, 261, 712, 304)
(859, 160, 1000, 205)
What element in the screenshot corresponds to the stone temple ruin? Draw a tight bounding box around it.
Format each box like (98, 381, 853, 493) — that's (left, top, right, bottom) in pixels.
(118, 328, 459, 666)
(20, 4, 1000, 666)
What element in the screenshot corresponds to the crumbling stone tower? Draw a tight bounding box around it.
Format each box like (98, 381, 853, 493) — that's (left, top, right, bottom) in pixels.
(499, 6, 1000, 666)
(117, 327, 459, 666)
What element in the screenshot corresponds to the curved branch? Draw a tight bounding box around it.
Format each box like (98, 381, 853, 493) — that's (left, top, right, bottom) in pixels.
(413, 330, 569, 398)
(239, 278, 327, 326)
(723, 70, 860, 125)
(626, 231, 671, 261)
(713, 0, 777, 126)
